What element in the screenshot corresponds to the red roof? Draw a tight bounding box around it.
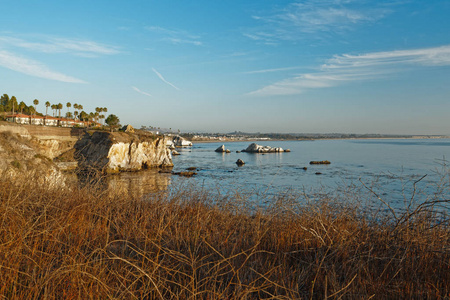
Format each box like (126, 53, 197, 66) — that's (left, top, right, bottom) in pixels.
(5, 113, 30, 118)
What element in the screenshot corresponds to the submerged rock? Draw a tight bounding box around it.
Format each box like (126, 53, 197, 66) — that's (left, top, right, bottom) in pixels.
(172, 171, 197, 177)
(310, 160, 331, 165)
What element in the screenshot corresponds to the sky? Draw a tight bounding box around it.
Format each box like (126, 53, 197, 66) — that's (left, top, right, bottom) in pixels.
(0, 0, 449, 134)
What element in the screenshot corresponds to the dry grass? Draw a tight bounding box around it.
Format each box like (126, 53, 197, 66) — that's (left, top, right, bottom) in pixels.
(0, 173, 449, 299)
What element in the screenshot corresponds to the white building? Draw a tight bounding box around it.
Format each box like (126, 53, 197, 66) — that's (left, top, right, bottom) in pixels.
(6, 114, 30, 125)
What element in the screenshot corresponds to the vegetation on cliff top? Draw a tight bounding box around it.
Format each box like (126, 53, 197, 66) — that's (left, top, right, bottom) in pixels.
(0, 171, 449, 299)
(1, 93, 118, 126)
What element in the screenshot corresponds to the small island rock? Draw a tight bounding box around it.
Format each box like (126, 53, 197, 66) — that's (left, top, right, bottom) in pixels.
(236, 159, 245, 166)
(242, 143, 286, 153)
(173, 136, 192, 147)
(215, 145, 226, 153)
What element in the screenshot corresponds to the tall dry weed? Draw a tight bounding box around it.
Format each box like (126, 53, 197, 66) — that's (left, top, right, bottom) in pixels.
(0, 171, 449, 299)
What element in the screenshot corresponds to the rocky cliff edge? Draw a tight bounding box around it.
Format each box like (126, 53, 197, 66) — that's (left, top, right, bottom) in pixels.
(74, 131, 173, 173)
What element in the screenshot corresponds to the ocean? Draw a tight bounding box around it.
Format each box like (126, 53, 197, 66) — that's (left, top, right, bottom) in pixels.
(107, 139, 450, 211)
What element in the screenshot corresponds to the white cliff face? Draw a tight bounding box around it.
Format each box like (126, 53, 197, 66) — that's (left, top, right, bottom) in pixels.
(107, 140, 173, 172)
(75, 132, 173, 173)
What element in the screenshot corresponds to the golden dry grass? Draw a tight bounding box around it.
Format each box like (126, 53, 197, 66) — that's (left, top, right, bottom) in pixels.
(0, 173, 449, 299)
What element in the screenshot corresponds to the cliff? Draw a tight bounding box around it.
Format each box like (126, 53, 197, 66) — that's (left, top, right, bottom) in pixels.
(74, 131, 173, 173)
(0, 130, 67, 187)
(0, 122, 173, 176)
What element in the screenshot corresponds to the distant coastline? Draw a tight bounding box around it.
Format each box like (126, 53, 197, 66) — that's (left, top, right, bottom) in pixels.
(189, 134, 450, 144)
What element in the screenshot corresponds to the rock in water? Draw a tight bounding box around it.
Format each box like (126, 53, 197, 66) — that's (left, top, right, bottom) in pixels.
(236, 159, 245, 166)
(215, 145, 226, 152)
(172, 171, 197, 177)
(242, 143, 286, 153)
(172, 150, 180, 155)
(310, 160, 331, 165)
(173, 135, 192, 147)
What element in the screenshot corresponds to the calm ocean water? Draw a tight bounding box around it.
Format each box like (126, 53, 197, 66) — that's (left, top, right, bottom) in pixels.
(106, 139, 450, 211)
(166, 139, 450, 209)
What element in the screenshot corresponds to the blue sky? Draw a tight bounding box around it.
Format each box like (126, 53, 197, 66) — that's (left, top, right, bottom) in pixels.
(1, 0, 449, 134)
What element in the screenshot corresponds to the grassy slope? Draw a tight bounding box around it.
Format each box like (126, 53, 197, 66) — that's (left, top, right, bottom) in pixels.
(0, 173, 449, 299)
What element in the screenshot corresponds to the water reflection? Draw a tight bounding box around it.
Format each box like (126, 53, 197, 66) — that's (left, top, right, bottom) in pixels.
(105, 169, 171, 198)
(74, 169, 172, 198)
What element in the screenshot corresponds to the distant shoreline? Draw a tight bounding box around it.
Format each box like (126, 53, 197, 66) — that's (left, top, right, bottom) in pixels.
(191, 135, 450, 144)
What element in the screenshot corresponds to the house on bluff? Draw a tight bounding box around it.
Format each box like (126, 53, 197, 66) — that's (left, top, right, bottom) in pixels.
(5, 113, 100, 128)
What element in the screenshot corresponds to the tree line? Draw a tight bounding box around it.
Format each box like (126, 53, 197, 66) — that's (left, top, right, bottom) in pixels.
(0, 93, 119, 127)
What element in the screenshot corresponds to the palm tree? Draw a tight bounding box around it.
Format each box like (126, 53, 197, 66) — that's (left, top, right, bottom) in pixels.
(57, 103, 63, 118)
(33, 99, 39, 115)
(10, 96, 17, 115)
(95, 107, 101, 122)
(45, 101, 50, 116)
(51, 104, 56, 116)
(89, 112, 94, 121)
(66, 112, 73, 119)
(73, 104, 79, 120)
(18, 101, 26, 114)
(66, 102, 71, 115)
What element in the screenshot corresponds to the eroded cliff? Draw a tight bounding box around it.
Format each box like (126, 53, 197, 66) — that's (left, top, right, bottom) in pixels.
(75, 131, 173, 173)
(0, 131, 67, 187)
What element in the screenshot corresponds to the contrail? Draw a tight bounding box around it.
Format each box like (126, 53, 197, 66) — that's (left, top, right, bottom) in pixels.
(132, 86, 152, 97)
(152, 67, 180, 90)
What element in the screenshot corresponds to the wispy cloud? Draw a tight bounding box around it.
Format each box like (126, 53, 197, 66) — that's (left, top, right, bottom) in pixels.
(132, 86, 152, 97)
(164, 37, 202, 46)
(247, 45, 450, 96)
(0, 35, 120, 57)
(152, 68, 180, 90)
(244, 66, 305, 74)
(0, 50, 87, 83)
(245, 0, 392, 43)
(145, 26, 202, 46)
